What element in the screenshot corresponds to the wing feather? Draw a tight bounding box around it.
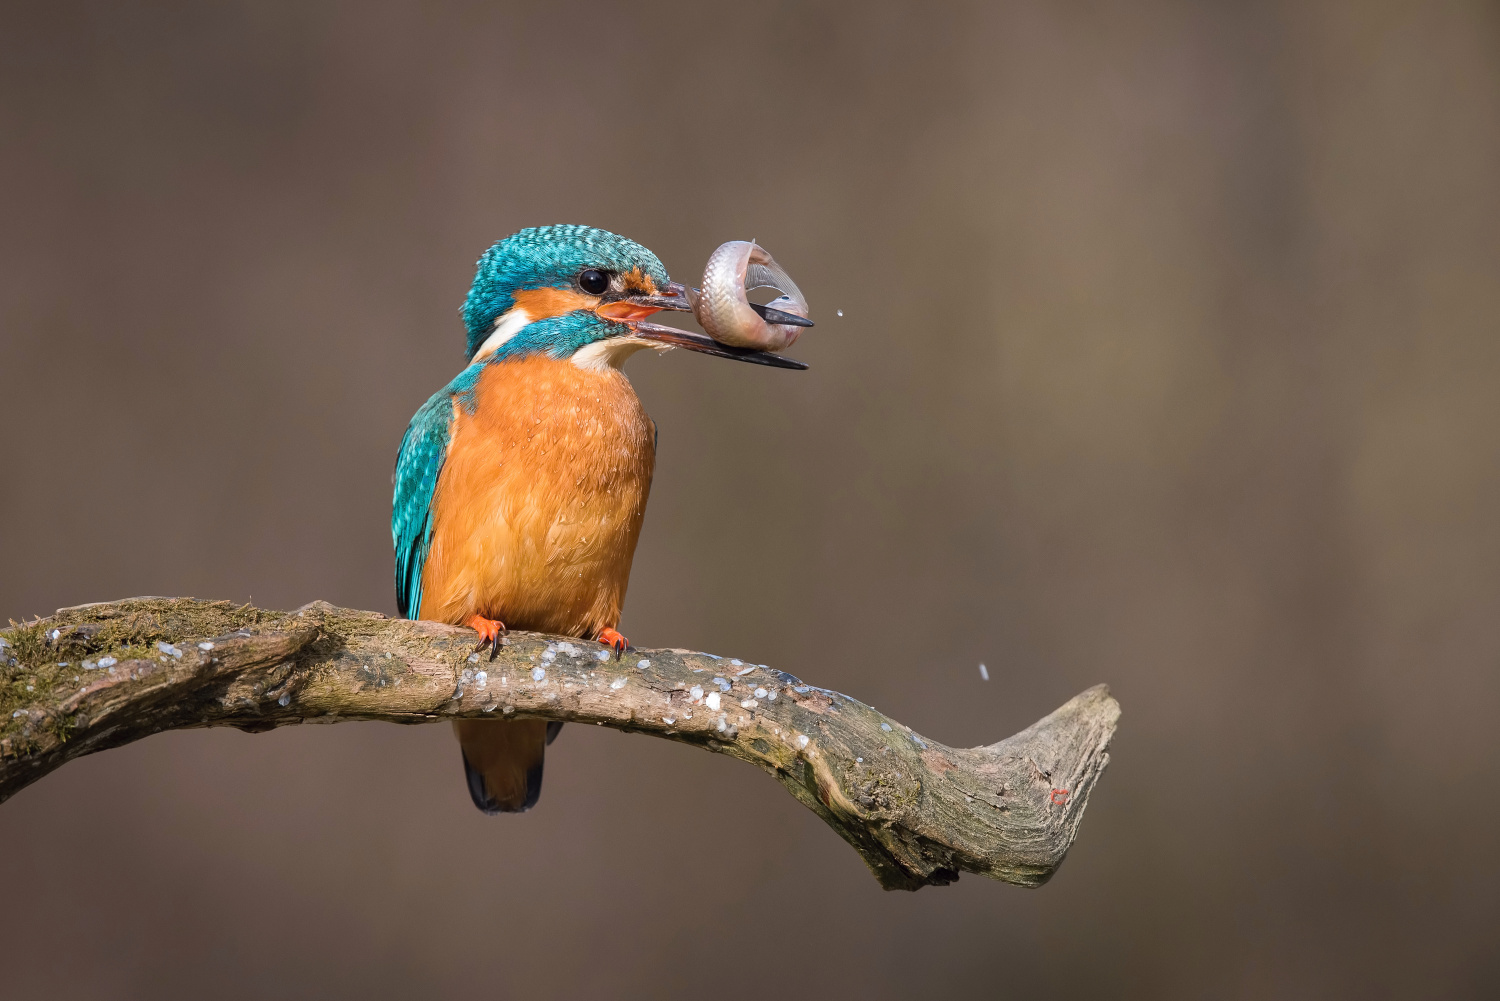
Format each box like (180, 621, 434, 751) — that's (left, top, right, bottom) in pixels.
(392, 369, 479, 620)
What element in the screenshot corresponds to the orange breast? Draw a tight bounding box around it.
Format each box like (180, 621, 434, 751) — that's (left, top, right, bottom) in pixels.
(418, 354, 656, 637)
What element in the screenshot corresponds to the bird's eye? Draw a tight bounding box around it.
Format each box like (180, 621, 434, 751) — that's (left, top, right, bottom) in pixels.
(579, 269, 609, 295)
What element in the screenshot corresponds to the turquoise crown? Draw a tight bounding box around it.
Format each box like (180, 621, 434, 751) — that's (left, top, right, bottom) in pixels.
(461, 225, 671, 360)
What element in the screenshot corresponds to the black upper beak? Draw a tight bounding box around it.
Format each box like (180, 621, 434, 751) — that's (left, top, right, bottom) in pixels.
(655, 281, 695, 310)
(628, 321, 809, 370)
(600, 281, 696, 313)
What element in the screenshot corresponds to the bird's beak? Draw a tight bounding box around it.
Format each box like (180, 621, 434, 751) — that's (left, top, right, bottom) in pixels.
(596, 281, 807, 369)
(626, 321, 809, 370)
(594, 281, 695, 321)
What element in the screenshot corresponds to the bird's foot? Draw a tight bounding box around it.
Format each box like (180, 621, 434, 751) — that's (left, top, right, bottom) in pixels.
(465, 614, 507, 661)
(597, 627, 630, 659)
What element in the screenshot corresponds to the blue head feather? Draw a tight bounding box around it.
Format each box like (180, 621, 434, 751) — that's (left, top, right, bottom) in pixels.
(461, 224, 671, 360)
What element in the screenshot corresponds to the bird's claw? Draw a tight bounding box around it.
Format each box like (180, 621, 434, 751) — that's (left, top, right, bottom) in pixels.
(465, 614, 507, 662)
(597, 627, 630, 660)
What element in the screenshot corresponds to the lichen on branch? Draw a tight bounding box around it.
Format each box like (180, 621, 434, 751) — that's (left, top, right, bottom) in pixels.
(1, 597, 1118, 891)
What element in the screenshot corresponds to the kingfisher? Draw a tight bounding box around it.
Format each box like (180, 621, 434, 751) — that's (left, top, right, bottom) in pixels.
(392, 225, 806, 814)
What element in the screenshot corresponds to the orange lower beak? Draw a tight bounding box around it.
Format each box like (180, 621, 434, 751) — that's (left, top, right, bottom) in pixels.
(595, 300, 664, 322)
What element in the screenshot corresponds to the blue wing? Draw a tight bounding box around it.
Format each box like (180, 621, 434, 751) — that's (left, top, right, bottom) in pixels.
(394, 365, 486, 619)
(392, 386, 453, 620)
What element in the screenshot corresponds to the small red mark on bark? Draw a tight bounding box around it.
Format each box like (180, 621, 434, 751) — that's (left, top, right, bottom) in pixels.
(1050, 788, 1070, 805)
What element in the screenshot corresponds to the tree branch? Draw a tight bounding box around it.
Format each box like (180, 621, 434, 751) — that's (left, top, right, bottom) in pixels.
(0, 597, 1118, 890)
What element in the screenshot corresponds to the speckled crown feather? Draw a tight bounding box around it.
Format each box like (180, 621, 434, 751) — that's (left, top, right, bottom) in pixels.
(462, 225, 671, 360)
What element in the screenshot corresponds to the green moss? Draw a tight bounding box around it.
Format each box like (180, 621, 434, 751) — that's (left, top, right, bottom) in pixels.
(46, 710, 77, 745)
(1, 598, 274, 747)
(1, 619, 57, 742)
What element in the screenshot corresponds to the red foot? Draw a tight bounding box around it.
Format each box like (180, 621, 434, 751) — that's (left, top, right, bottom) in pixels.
(466, 614, 507, 661)
(597, 627, 630, 659)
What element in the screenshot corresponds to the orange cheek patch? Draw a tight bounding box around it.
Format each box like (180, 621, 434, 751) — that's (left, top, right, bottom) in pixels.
(512, 286, 600, 320)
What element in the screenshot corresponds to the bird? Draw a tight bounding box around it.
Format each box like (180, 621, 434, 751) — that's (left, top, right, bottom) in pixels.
(392, 224, 805, 813)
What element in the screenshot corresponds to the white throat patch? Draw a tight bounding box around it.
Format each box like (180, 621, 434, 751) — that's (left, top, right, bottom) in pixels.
(470, 306, 533, 363)
(570, 336, 671, 373)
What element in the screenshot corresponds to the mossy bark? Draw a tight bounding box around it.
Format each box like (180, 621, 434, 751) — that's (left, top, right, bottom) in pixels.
(1, 597, 1119, 890)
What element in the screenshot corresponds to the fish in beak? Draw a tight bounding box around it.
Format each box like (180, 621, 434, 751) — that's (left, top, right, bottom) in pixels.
(596, 282, 808, 370)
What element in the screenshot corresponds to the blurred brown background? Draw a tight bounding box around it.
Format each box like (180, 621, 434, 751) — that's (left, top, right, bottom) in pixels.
(2, 1, 1498, 997)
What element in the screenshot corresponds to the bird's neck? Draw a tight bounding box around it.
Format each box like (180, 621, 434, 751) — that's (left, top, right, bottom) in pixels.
(471, 309, 665, 372)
